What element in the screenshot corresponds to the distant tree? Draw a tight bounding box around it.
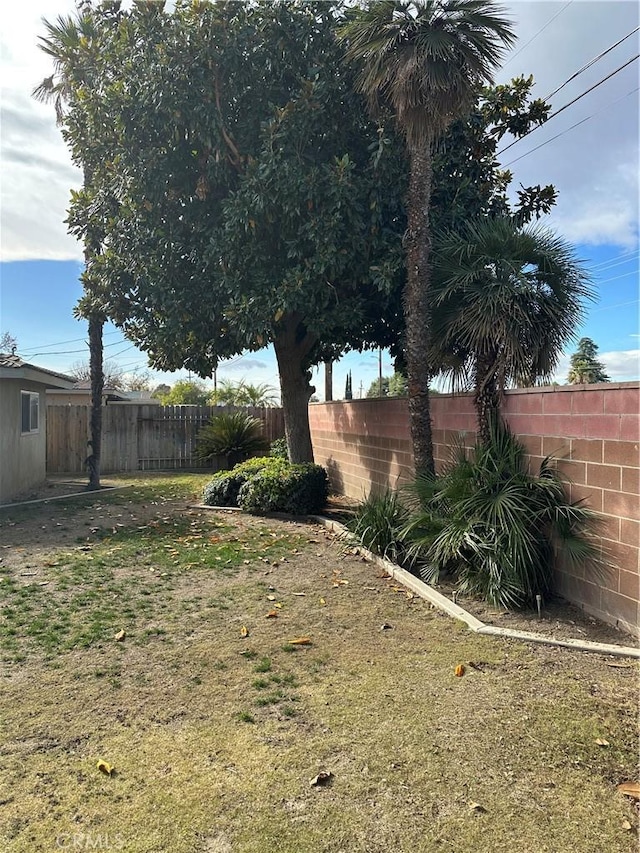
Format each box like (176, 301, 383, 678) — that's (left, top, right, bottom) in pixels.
(211, 379, 279, 407)
(69, 359, 124, 389)
(151, 383, 171, 399)
(159, 379, 211, 406)
(345, 371, 353, 400)
(567, 338, 610, 385)
(366, 372, 408, 397)
(367, 376, 390, 397)
(119, 370, 154, 392)
(0, 331, 17, 353)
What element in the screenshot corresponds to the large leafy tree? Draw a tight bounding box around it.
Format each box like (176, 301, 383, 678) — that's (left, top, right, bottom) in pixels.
(430, 217, 594, 442)
(58, 0, 406, 463)
(567, 338, 611, 385)
(340, 0, 515, 475)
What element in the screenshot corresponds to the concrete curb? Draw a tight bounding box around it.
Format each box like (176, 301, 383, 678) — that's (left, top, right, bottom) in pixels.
(309, 515, 640, 660)
(0, 485, 130, 510)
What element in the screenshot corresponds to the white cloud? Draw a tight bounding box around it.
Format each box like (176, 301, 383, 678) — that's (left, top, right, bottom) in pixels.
(498, 1, 639, 251)
(1, 1, 638, 261)
(600, 348, 640, 381)
(553, 348, 639, 383)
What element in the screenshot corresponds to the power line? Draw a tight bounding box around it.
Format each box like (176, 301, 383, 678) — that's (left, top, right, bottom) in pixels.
(588, 251, 640, 274)
(19, 337, 133, 358)
(544, 26, 640, 100)
(18, 330, 122, 353)
(502, 85, 639, 167)
(592, 298, 640, 312)
(593, 270, 639, 287)
(498, 55, 640, 158)
(502, 1, 574, 69)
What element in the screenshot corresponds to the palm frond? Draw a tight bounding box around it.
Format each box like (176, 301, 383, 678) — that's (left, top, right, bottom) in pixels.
(339, 0, 516, 146)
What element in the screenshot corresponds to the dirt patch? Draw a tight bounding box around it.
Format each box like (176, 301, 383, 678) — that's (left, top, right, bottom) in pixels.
(1, 473, 638, 853)
(1, 476, 122, 506)
(431, 578, 636, 647)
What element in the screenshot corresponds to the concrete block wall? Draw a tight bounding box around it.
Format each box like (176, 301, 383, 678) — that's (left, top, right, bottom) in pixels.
(309, 382, 639, 635)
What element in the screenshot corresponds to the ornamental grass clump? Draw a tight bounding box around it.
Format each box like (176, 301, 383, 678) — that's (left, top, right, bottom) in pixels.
(345, 488, 410, 565)
(196, 411, 269, 468)
(402, 424, 603, 609)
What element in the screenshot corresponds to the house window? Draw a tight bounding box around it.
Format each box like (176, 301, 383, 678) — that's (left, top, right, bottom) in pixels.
(21, 391, 39, 434)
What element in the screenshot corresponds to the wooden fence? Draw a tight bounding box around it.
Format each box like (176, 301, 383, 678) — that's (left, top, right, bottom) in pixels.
(47, 404, 285, 474)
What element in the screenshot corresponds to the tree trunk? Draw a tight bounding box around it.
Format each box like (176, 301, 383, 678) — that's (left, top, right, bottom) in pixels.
(474, 352, 501, 444)
(273, 314, 317, 463)
(324, 360, 333, 402)
(86, 313, 104, 490)
(404, 143, 435, 477)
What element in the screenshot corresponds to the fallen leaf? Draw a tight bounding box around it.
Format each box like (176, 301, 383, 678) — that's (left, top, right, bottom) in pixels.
(617, 782, 640, 800)
(96, 759, 114, 776)
(595, 738, 610, 747)
(454, 664, 466, 677)
(114, 629, 126, 642)
(289, 637, 312, 645)
(267, 595, 276, 601)
(319, 598, 326, 606)
(469, 802, 486, 813)
(240, 626, 249, 638)
(405, 591, 414, 600)
(622, 819, 632, 831)
(364, 586, 377, 591)
(275, 602, 283, 609)
(310, 770, 333, 787)
(266, 610, 278, 619)
(380, 623, 393, 631)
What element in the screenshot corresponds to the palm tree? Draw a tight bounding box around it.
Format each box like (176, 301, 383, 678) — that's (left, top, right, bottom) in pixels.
(34, 9, 107, 490)
(430, 217, 594, 442)
(339, 0, 515, 475)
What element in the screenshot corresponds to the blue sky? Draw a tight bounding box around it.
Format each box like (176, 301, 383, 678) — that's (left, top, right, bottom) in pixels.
(1, 1, 638, 398)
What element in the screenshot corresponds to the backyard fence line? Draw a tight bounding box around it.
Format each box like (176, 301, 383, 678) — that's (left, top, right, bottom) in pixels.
(46, 404, 285, 475)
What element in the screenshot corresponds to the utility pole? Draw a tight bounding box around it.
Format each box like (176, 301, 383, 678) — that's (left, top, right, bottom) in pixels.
(324, 361, 333, 401)
(378, 347, 383, 397)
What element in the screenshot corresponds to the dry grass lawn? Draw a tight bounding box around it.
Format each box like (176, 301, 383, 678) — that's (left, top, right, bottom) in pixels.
(0, 473, 638, 853)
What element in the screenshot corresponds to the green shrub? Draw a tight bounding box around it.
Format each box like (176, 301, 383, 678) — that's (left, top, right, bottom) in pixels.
(196, 411, 269, 468)
(238, 463, 328, 515)
(270, 437, 289, 460)
(401, 424, 602, 609)
(346, 489, 409, 564)
(203, 457, 286, 507)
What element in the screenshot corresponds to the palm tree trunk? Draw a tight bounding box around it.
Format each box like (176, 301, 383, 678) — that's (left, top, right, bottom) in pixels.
(474, 352, 501, 444)
(86, 313, 104, 490)
(404, 143, 435, 477)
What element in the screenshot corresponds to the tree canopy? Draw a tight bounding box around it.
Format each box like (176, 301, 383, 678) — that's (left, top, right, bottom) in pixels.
(47, 0, 557, 463)
(567, 338, 611, 384)
(366, 373, 408, 397)
(61, 0, 406, 461)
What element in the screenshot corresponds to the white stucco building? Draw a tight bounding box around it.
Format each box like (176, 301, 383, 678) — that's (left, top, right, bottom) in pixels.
(0, 354, 74, 504)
